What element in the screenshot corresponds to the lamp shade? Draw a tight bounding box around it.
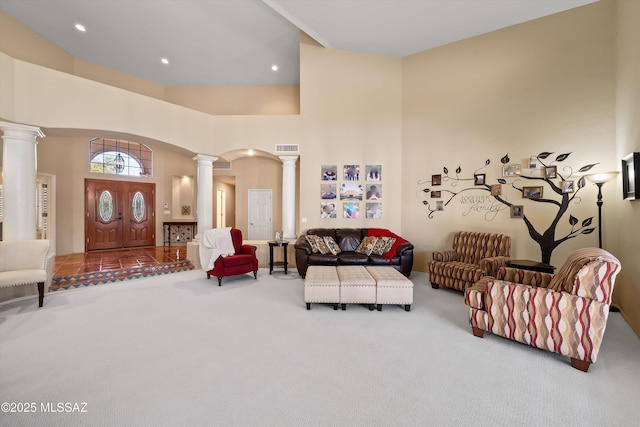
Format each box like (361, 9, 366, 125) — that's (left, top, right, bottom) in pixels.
(586, 172, 619, 184)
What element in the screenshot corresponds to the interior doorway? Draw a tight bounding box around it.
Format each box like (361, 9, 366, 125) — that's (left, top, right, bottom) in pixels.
(85, 179, 155, 251)
(248, 189, 272, 240)
(216, 189, 226, 228)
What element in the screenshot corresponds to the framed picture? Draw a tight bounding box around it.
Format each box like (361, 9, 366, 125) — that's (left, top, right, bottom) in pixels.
(365, 165, 382, 181)
(622, 152, 639, 200)
(343, 164, 360, 181)
(432, 174, 442, 186)
(545, 166, 557, 179)
(436, 201, 445, 211)
(510, 205, 524, 218)
(365, 184, 382, 200)
(321, 165, 337, 181)
(528, 157, 538, 169)
(340, 183, 363, 200)
(181, 205, 191, 215)
(320, 202, 337, 218)
(491, 184, 502, 196)
(366, 202, 382, 219)
(503, 164, 521, 177)
(562, 180, 575, 193)
(431, 190, 441, 198)
(523, 186, 543, 199)
(321, 184, 337, 199)
(343, 202, 360, 219)
(474, 174, 485, 185)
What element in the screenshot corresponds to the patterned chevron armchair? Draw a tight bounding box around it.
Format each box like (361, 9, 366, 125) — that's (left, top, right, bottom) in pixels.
(428, 231, 511, 291)
(464, 247, 621, 372)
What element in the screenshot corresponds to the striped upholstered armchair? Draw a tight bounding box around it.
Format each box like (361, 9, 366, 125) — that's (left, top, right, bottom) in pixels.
(428, 231, 511, 291)
(464, 247, 621, 372)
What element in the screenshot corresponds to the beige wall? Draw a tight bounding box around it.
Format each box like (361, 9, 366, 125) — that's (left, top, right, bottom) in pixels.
(298, 44, 403, 232)
(402, 0, 616, 271)
(165, 85, 299, 115)
(614, 0, 640, 335)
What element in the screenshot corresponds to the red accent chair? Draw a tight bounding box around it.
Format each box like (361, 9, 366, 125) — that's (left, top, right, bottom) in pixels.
(206, 228, 258, 286)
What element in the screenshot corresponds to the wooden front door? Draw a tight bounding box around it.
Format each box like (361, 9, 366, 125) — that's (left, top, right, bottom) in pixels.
(85, 179, 155, 251)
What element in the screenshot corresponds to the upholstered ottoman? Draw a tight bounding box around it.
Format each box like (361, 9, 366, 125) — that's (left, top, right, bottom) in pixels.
(366, 266, 413, 311)
(337, 265, 376, 311)
(304, 266, 340, 310)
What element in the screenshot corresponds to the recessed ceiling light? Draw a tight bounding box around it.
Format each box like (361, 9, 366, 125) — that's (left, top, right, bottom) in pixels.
(247, 149, 255, 156)
(271, 65, 278, 71)
(161, 58, 170, 65)
(74, 23, 86, 32)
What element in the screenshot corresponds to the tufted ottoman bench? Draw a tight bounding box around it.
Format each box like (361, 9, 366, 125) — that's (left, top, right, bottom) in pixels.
(366, 266, 413, 311)
(337, 265, 376, 311)
(304, 266, 340, 310)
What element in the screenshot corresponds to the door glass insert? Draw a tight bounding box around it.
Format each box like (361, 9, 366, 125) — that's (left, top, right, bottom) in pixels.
(132, 191, 145, 222)
(99, 190, 114, 222)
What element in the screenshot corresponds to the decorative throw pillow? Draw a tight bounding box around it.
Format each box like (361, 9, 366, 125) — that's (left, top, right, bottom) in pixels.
(355, 236, 378, 256)
(315, 237, 331, 255)
(323, 236, 341, 256)
(305, 235, 321, 253)
(371, 238, 388, 256)
(381, 236, 397, 254)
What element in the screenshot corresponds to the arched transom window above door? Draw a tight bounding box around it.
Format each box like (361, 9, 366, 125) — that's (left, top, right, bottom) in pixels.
(89, 138, 153, 177)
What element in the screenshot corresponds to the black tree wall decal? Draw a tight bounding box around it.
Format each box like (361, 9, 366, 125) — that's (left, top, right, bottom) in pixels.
(422, 152, 597, 264)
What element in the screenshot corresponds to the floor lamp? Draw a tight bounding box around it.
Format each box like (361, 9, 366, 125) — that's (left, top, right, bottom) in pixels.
(586, 172, 619, 249)
(586, 172, 619, 312)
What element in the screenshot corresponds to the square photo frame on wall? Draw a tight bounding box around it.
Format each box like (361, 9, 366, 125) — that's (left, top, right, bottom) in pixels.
(545, 166, 557, 179)
(503, 164, 521, 177)
(343, 202, 360, 219)
(523, 186, 543, 199)
(366, 202, 382, 219)
(365, 184, 381, 200)
(321, 183, 337, 199)
(365, 165, 382, 181)
(343, 165, 360, 181)
(510, 205, 524, 218)
(321, 165, 337, 181)
(562, 180, 575, 193)
(321, 202, 337, 218)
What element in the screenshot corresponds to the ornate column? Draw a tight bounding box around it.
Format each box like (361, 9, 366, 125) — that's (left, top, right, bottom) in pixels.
(279, 155, 298, 240)
(0, 121, 45, 241)
(192, 154, 217, 240)
(187, 154, 217, 269)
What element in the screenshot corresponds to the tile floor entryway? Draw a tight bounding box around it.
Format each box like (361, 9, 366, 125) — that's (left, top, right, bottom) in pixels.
(50, 246, 194, 291)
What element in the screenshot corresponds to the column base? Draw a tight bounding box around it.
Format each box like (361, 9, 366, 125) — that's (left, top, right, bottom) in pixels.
(187, 241, 201, 269)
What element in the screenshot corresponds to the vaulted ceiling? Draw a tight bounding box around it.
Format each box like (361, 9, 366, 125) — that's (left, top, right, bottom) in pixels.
(0, 0, 597, 86)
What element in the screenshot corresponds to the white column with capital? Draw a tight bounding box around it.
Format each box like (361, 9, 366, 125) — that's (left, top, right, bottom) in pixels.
(0, 121, 45, 241)
(187, 154, 217, 269)
(280, 156, 298, 240)
(193, 154, 217, 240)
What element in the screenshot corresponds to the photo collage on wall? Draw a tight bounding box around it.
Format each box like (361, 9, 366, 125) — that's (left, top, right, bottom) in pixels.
(321, 164, 382, 219)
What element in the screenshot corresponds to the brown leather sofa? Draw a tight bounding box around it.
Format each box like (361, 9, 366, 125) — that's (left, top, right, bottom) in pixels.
(294, 228, 414, 278)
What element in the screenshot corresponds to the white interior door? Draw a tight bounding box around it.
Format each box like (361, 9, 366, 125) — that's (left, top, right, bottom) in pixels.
(248, 189, 272, 240)
(216, 189, 226, 228)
